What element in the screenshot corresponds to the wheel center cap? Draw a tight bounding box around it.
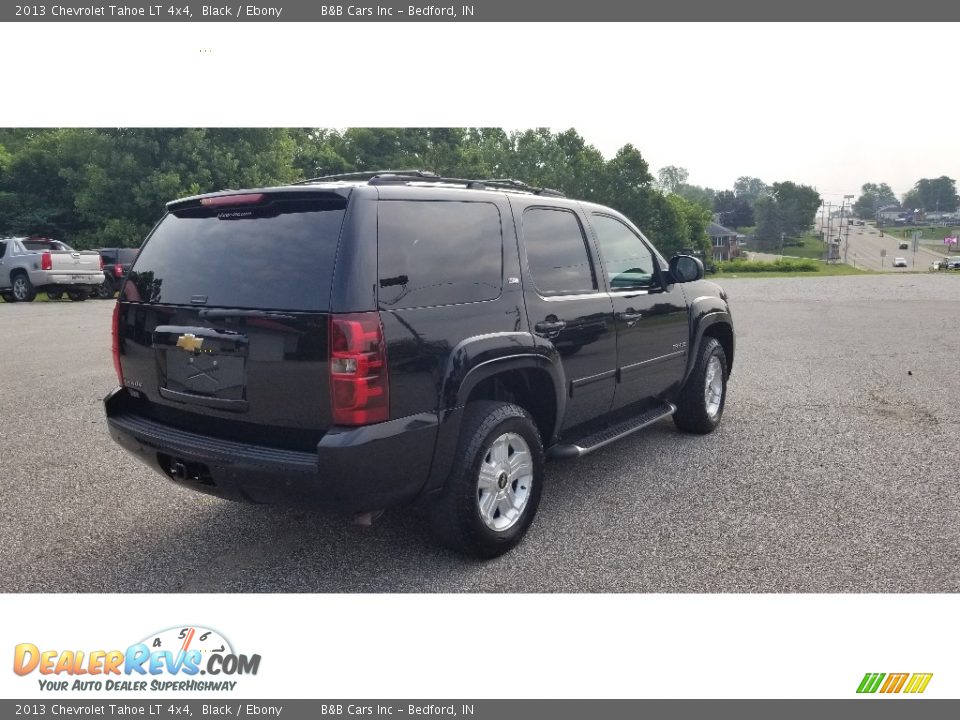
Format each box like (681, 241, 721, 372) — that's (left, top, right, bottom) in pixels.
(497, 472, 509, 489)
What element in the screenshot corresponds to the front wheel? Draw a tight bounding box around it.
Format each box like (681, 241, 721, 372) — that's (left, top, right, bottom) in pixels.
(67, 290, 88, 302)
(47, 289, 64, 301)
(673, 336, 728, 434)
(429, 401, 544, 559)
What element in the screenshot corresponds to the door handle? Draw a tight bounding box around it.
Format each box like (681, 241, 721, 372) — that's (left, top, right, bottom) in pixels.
(534, 319, 567, 336)
(618, 309, 643, 325)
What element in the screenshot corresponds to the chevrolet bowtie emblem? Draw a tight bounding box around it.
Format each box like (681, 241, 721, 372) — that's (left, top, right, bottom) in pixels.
(176, 333, 204, 353)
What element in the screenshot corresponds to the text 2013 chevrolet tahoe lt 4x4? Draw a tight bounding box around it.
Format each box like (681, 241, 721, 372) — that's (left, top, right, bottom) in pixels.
(105, 171, 734, 557)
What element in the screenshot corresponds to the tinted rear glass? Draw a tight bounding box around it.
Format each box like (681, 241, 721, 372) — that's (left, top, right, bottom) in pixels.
(125, 194, 347, 311)
(23, 240, 71, 252)
(377, 200, 502, 310)
(101, 248, 139, 263)
(522, 207, 596, 295)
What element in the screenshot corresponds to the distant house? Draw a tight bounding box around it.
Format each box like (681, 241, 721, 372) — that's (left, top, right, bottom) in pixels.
(878, 205, 903, 222)
(708, 222, 740, 261)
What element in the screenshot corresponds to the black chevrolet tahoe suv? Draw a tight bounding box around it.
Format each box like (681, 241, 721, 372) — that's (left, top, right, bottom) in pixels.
(105, 171, 734, 558)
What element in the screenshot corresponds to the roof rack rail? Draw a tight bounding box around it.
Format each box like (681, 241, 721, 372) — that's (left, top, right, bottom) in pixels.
(292, 169, 439, 185)
(368, 173, 488, 191)
(291, 169, 566, 197)
(476, 178, 566, 198)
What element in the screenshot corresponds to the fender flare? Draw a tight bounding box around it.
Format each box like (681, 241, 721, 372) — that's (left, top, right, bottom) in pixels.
(424, 337, 567, 494)
(682, 298, 734, 387)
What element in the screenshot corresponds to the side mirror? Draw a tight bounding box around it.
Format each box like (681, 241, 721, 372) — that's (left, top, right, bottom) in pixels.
(669, 255, 704, 283)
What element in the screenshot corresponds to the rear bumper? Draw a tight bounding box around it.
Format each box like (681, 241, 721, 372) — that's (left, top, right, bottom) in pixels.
(31, 270, 105, 287)
(104, 388, 438, 510)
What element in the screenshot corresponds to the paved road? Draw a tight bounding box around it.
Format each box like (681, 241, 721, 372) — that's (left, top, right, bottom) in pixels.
(1, 277, 958, 592)
(822, 218, 949, 272)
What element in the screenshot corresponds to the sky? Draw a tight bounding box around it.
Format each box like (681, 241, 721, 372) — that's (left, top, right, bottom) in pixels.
(4, 22, 959, 205)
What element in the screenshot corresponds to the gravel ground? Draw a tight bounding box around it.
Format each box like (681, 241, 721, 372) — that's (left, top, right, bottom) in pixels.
(1, 274, 958, 592)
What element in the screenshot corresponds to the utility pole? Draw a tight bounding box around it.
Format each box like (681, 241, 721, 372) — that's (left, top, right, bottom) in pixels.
(843, 194, 854, 263)
(824, 201, 833, 260)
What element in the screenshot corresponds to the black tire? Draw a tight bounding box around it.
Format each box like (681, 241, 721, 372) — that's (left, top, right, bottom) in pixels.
(95, 277, 115, 299)
(47, 289, 64, 301)
(0, 291, 14, 303)
(673, 336, 728, 434)
(11, 272, 36, 302)
(429, 400, 544, 559)
(67, 290, 88, 302)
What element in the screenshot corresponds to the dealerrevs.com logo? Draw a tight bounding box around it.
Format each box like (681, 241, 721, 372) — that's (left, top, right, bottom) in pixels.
(13, 626, 261, 693)
(856, 672, 933, 695)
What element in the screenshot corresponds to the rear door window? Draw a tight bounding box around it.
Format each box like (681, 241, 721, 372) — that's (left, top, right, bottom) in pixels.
(377, 200, 503, 309)
(522, 207, 597, 295)
(126, 194, 347, 311)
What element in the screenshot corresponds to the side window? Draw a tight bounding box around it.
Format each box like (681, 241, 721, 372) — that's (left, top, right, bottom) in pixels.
(522, 207, 596, 295)
(377, 200, 503, 310)
(591, 214, 657, 290)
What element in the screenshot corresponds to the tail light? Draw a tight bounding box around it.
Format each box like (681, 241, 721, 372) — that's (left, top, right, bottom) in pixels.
(41, 252, 52, 271)
(329, 312, 389, 425)
(114, 265, 124, 278)
(112, 303, 123, 386)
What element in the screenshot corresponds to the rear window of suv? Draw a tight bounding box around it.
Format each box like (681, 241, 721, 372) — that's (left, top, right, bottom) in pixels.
(23, 240, 71, 252)
(103, 248, 140, 264)
(125, 194, 347, 311)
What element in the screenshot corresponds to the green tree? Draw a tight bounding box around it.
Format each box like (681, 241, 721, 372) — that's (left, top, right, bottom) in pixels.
(674, 183, 715, 212)
(753, 195, 783, 251)
(0, 128, 300, 247)
(902, 176, 958, 213)
(733, 176, 768, 203)
(753, 181, 820, 251)
(852, 182, 898, 219)
(713, 190, 753, 228)
(656, 165, 689, 194)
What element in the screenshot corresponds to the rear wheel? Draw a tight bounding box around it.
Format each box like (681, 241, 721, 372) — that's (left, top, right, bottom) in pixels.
(67, 290, 88, 302)
(673, 336, 728, 434)
(95, 277, 115, 299)
(11, 273, 36, 302)
(47, 289, 64, 301)
(429, 400, 544, 559)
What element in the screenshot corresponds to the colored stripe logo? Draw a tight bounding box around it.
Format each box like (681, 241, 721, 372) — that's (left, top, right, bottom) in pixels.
(857, 673, 932, 694)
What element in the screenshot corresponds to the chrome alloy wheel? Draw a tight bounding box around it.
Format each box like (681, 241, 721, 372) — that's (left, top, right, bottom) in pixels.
(476, 432, 534, 532)
(12, 276, 29, 300)
(704, 355, 724, 419)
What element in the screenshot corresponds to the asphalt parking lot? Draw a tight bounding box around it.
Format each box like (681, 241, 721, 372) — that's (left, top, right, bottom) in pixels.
(1, 274, 958, 592)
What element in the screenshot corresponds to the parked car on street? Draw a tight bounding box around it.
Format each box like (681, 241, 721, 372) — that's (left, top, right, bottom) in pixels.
(943, 256, 960, 270)
(892, 257, 908, 268)
(105, 171, 735, 557)
(0, 237, 105, 302)
(94, 247, 140, 298)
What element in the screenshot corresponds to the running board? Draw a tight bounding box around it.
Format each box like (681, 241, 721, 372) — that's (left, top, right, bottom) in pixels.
(546, 401, 676, 460)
